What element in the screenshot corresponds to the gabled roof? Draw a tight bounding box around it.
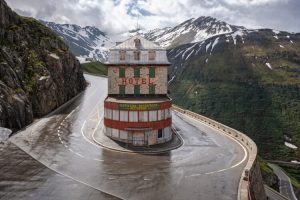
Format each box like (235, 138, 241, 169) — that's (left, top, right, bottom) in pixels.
(111, 35, 164, 50)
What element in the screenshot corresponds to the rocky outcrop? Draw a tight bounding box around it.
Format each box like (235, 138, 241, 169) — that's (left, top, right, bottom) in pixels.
(0, 0, 86, 131)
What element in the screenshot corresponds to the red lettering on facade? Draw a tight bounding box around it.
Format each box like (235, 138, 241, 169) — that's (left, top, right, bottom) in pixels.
(128, 78, 134, 84)
(121, 78, 127, 85)
(142, 78, 147, 84)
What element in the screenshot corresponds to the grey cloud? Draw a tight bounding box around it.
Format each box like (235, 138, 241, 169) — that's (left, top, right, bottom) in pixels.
(6, 0, 300, 34)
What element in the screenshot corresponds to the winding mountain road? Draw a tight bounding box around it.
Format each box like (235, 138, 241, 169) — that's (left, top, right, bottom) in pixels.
(0, 74, 248, 200)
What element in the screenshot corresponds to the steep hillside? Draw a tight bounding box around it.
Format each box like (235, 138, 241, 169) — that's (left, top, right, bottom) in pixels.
(144, 16, 244, 48)
(167, 29, 300, 161)
(81, 61, 107, 76)
(41, 21, 114, 62)
(0, 0, 86, 131)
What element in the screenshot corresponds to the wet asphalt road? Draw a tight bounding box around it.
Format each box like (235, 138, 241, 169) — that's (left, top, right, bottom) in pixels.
(0, 74, 247, 200)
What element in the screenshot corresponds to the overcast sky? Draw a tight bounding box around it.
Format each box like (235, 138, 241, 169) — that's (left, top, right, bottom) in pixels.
(6, 0, 300, 36)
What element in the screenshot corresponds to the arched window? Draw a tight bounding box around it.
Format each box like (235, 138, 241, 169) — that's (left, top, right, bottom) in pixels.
(134, 38, 141, 48)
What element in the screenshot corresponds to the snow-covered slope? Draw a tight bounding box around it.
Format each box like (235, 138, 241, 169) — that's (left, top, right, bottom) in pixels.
(143, 16, 244, 48)
(41, 21, 114, 62)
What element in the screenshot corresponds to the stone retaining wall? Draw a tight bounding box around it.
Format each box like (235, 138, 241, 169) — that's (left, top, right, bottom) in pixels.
(172, 105, 266, 200)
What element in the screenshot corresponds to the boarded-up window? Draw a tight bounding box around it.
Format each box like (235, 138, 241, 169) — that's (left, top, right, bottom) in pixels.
(157, 110, 162, 121)
(148, 51, 156, 60)
(113, 110, 119, 120)
(106, 127, 112, 136)
(129, 111, 138, 122)
(119, 85, 125, 95)
(149, 110, 157, 121)
(149, 85, 155, 94)
(134, 85, 140, 95)
(165, 109, 170, 119)
(139, 111, 148, 122)
(120, 110, 128, 121)
(163, 127, 170, 138)
(112, 129, 119, 138)
(119, 68, 125, 77)
(105, 108, 112, 119)
(149, 68, 155, 78)
(134, 51, 140, 60)
(120, 130, 128, 140)
(119, 51, 126, 60)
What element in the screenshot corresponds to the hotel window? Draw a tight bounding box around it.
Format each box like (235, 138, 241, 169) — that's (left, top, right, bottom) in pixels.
(134, 38, 141, 48)
(120, 130, 128, 140)
(106, 127, 112, 136)
(119, 85, 125, 96)
(148, 51, 156, 60)
(157, 110, 162, 121)
(119, 50, 126, 60)
(120, 110, 128, 121)
(158, 129, 163, 138)
(165, 109, 170, 119)
(149, 110, 157, 121)
(105, 109, 112, 119)
(134, 68, 140, 77)
(119, 68, 125, 78)
(161, 109, 165, 120)
(113, 110, 119, 120)
(149, 67, 155, 78)
(134, 51, 140, 60)
(129, 111, 138, 122)
(149, 85, 155, 95)
(134, 85, 140, 95)
(112, 129, 119, 138)
(163, 127, 170, 138)
(139, 111, 148, 122)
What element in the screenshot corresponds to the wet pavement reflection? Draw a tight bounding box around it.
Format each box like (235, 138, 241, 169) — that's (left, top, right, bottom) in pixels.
(1, 75, 247, 200)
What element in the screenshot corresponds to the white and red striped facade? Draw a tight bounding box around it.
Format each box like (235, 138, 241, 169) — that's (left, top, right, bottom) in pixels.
(104, 35, 172, 146)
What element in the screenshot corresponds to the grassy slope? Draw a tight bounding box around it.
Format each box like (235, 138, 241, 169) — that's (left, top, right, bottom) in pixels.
(169, 32, 300, 162)
(81, 61, 107, 76)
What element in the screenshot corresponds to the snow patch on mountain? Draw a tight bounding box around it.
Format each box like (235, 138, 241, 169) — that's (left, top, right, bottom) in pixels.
(41, 21, 114, 62)
(144, 16, 244, 48)
(266, 63, 273, 70)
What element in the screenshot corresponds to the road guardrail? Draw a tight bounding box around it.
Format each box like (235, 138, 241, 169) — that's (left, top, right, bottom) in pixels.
(172, 105, 260, 200)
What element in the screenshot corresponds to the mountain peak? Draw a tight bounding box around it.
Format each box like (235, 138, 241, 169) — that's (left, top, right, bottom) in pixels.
(143, 16, 241, 48)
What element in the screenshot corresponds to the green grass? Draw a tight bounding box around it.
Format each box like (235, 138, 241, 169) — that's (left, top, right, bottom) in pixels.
(258, 157, 274, 174)
(81, 61, 107, 76)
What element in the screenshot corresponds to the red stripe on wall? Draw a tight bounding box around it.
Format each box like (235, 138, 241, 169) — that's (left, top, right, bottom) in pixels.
(104, 118, 172, 130)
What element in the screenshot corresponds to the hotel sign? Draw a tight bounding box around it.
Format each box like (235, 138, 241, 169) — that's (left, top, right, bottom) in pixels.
(118, 103, 160, 110)
(119, 77, 155, 85)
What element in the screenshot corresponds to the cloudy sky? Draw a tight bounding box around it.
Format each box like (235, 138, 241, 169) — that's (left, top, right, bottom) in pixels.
(6, 0, 300, 36)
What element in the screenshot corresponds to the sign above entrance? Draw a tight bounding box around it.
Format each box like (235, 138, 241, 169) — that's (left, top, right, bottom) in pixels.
(118, 103, 160, 110)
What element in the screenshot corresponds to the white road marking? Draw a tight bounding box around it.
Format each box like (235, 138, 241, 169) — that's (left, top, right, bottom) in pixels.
(173, 111, 248, 178)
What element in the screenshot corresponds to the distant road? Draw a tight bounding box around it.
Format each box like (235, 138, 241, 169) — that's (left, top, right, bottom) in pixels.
(0, 75, 247, 200)
(264, 185, 289, 200)
(268, 164, 298, 200)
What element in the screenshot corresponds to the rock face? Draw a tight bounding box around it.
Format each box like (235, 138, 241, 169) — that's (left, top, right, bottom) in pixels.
(0, 0, 86, 131)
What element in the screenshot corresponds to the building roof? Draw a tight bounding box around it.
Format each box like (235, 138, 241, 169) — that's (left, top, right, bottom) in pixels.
(111, 35, 164, 50)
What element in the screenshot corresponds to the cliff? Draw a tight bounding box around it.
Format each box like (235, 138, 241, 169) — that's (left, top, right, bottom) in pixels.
(0, 0, 86, 130)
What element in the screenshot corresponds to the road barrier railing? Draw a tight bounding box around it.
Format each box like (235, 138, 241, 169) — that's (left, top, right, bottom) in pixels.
(172, 105, 258, 200)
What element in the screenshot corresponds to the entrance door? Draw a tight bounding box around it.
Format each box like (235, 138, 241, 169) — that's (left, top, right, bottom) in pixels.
(132, 131, 145, 146)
